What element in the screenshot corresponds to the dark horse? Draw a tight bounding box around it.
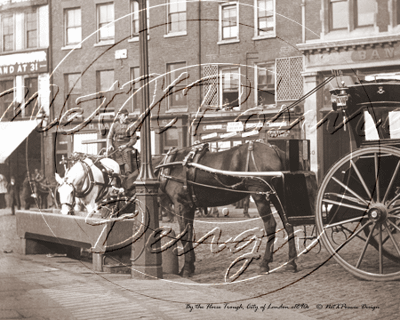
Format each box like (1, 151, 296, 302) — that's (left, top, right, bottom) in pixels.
(157, 141, 297, 277)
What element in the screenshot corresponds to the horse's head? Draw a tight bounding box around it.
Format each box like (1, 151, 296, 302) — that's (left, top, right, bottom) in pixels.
(55, 172, 75, 215)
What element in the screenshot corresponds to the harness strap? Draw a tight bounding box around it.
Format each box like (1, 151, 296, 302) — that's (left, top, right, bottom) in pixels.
(186, 144, 209, 207)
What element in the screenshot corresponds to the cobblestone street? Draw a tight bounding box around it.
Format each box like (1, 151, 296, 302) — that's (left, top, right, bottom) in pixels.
(1, 207, 400, 319)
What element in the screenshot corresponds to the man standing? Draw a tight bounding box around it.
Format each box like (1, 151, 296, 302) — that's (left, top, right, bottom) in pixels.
(106, 109, 138, 175)
(7, 176, 20, 215)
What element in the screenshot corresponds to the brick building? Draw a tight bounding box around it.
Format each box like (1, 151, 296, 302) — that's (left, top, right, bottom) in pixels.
(45, 0, 306, 179)
(0, 0, 50, 185)
(299, 0, 400, 180)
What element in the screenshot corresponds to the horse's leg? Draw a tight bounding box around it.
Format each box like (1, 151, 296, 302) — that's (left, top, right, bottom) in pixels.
(175, 201, 196, 277)
(253, 194, 276, 273)
(270, 195, 297, 272)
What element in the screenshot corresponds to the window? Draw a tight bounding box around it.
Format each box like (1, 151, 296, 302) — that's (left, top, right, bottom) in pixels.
(130, 0, 150, 38)
(328, 0, 375, 31)
(97, 3, 114, 42)
(255, 0, 274, 37)
(167, 0, 186, 34)
(2, 14, 14, 52)
(97, 70, 114, 109)
(167, 62, 187, 109)
(330, 0, 348, 30)
(73, 133, 98, 155)
(355, 0, 374, 27)
(24, 77, 38, 118)
(0, 80, 14, 119)
(256, 63, 275, 107)
(65, 8, 82, 46)
(162, 127, 178, 153)
(220, 67, 241, 109)
(65, 73, 82, 108)
(25, 9, 37, 48)
(220, 3, 238, 41)
(130, 67, 142, 112)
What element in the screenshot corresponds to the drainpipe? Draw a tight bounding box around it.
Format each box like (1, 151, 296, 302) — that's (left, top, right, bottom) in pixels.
(301, 0, 306, 43)
(196, 0, 202, 146)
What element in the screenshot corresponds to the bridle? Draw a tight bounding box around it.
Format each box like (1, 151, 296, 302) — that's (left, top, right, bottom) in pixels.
(57, 180, 76, 213)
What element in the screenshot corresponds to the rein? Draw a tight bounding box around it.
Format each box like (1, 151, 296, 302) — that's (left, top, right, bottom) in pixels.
(158, 142, 284, 201)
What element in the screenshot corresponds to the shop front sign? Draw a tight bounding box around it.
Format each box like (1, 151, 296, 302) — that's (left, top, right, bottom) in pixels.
(0, 0, 47, 9)
(0, 50, 48, 78)
(306, 43, 400, 70)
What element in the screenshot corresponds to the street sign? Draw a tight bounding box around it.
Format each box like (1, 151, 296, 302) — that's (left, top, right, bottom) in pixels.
(227, 122, 244, 132)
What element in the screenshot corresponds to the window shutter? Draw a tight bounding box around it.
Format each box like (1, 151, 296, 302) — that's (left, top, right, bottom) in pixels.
(276, 56, 303, 101)
(201, 64, 219, 107)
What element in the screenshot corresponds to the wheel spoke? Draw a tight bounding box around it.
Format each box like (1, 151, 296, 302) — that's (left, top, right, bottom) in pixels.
(325, 192, 367, 205)
(388, 214, 400, 220)
(374, 153, 380, 202)
(350, 159, 373, 200)
(322, 198, 368, 212)
(388, 193, 400, 208)
(383, 160, 400, 204)
(387, 219, 400, 233)
(325, 216, 368, 229)
(378, 224, 383, 274)
(331, 177, 370, 206)
(383, 221, 400, 258)
(356, 222, 376, 268)
(334, 221, 373, 252)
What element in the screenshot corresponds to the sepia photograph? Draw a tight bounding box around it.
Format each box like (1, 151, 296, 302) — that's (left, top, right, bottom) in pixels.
(0, 0, 399, 319)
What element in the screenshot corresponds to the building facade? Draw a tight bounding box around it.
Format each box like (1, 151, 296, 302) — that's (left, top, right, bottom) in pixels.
(299, 0, 400, 180)
(0, 0, 50, 185)
(46, 0, 306, 178)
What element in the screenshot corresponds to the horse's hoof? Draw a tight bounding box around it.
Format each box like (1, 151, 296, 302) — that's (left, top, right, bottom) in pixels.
(285, 263, 297, 273)
(181, 269, 193, 277)
(259, 266, 269, 274)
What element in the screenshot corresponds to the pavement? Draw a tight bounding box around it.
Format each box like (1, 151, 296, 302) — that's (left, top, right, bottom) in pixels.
(0, 207, 315, 320)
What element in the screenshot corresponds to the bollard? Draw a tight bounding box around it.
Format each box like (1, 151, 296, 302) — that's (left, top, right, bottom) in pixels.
(161, 229, 179, 275)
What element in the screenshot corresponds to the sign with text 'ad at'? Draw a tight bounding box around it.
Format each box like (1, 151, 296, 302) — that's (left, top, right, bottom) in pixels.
(227, 122, 244, 132)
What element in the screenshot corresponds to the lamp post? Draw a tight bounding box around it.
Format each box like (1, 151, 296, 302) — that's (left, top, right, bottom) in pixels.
(131, 0, 162, 279)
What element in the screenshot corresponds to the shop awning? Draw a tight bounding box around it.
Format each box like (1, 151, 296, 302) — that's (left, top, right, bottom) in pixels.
(0, 121, 38, 164)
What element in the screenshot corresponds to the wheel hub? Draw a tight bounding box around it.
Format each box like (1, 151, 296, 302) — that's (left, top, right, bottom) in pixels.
(367, 203, 388, 222)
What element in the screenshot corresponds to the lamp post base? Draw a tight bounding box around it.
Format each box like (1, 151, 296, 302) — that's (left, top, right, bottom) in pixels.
(131, 265, 163, 280)
(131, 179, 163, 280)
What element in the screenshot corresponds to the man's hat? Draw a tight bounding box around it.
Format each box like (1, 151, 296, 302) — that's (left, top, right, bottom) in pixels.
(117, 108, 129, 116)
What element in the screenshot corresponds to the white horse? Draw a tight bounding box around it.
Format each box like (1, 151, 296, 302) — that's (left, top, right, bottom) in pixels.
(55, 156, 121, 217)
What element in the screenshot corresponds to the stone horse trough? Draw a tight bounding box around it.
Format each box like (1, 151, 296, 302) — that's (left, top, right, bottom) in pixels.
(16, 210, 134, 273)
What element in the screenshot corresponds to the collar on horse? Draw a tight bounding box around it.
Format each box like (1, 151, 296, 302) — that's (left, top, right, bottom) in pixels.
(74, 159, 110, 202)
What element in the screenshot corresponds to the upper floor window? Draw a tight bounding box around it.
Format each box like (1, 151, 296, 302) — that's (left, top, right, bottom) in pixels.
(130, 0, 150, 39)
(97, 70, 115, 109)
(65, 73, 82, 108)
(65, 8, 82, 46)
(255, 0, 274, 37)
(97, 3, 114, 42)
(329, 0, 375, 32)
(167, 62, 187, 109)
(2, 14, 14, 52)
(355, 0, 375, 27)
(220, 3, 239, 41)
(25, 9, 37, 48)
(330, 0, 348, 30)
(167, 0, 186, 34)
(130, 67, 142, 112)
(220, 67, 241, 110)
(256, 63, 275, 107)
